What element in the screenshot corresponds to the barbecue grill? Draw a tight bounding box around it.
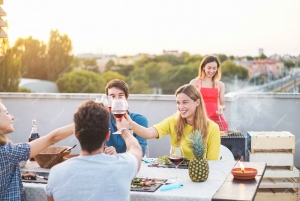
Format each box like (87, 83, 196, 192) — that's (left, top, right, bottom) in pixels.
(216, 120, 248, 161)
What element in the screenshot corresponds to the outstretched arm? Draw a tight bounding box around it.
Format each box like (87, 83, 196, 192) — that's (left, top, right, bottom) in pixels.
(29, 124, 74, 158)
(118, 113, 159, 139)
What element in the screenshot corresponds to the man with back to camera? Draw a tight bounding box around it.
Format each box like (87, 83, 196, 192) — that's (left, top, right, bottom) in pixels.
(46, 100, 142, 201)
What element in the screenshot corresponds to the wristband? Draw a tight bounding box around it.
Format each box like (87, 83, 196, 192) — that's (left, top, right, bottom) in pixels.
(120, 128, 131, 135)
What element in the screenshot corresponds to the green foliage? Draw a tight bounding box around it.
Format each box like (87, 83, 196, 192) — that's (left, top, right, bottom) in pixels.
(0, 49, 22, 92)
(105, 60, 115, 71)
(129, 80, 152, 94)
(160, 64, 198, 94)
(56, 70, 104, 93)
(18, 87, 31, 92)
(101, 70, 125, 84)
(117, 65, 134, 76)
(12, 36, 47, 80)
(154, 54, 184, 66)
(217, 54, 228, 63)
(184, 55, 203, 64)
(284, 60, 295, 70)
(221, 60, 248, 80)
(259, 53, 267, 59)
(47, 29, 73, 81)
(144, 62, 173, 88)
(188, 131, 205, 159)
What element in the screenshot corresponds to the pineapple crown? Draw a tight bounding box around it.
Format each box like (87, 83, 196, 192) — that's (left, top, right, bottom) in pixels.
(188, 130, 205, 159)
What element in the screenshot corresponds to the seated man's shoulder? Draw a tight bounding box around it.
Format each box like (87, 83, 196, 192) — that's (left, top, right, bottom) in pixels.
(130, 112, 148, 122)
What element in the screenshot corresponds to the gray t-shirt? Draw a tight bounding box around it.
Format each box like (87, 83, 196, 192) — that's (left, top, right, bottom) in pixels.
(45, 153, 138, 201)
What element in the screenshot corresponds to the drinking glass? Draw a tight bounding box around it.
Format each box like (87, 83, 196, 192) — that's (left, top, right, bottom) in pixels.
(111, 97, 128, 134)
(169, 146, 184, 183)
(96, 95, 113, 112)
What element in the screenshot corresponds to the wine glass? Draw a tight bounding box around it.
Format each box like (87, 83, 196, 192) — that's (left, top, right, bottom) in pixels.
(169, 146, 184, 183)
(111, 97, 128, 134)
(96, 95, 113, 112)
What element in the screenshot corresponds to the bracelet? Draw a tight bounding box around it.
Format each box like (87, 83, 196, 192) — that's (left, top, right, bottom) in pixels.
(120, 128, 131, 135)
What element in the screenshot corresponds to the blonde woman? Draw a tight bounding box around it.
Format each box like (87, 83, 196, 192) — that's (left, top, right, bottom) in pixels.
(117, 84, 220, 160)
(190, 55, 228, 131)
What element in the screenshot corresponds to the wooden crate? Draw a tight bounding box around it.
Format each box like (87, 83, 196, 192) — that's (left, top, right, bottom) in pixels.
(259, 178, 299, 189)
(247, 131, 295, 153)
(255, 188, 298, 201)
(264, 166, 299, 178)
(248, 150, 294, 167)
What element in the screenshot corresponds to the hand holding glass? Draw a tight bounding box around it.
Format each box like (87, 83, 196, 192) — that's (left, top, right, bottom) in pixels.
(111, 97, 128, 134)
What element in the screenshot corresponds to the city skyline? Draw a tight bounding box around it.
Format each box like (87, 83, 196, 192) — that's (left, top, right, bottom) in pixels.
(3, 0, 300, 57)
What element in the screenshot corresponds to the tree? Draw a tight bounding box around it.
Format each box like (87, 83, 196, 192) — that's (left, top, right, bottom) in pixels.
(117, 65, 134, 76)
(160, 64, 198, 94)
(284, 60, 295, 71)
(217, 54, 228, 63)
(259, 53, 267, 59)
(47, 29, 73, 81)
(184, 54, 203, 64)
(101, 70, 125, 84)
(12, 36, 47, 80)
(0, 49, 21, 92)
(129, 80, 152, 94)
(56, 70, 104, 93)
(105, 59, 115, 71)
(221, 60, 248, 80)
(154, 54, 184, 66)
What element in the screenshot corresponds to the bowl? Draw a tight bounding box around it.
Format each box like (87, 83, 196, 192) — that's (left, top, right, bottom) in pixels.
(19, 160, 27, 168)
(34, 146, 72, 168)
(63, 154, 79, 162)
(231, 168, 258, 180)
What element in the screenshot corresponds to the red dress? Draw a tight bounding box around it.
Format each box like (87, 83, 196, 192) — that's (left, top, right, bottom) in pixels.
(199, 80, 228, 131)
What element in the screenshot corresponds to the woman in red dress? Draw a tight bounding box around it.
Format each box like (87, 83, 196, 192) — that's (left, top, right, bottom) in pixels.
(190, 55, 228, 131)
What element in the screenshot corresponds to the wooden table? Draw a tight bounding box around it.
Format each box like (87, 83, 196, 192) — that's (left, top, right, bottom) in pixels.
(212, 162, 267, 201)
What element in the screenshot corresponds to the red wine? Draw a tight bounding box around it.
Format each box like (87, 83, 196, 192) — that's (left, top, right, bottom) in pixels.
(112, 110, 125, 119)
(29, 133, 40, 142)
(169, 156, 184, 166)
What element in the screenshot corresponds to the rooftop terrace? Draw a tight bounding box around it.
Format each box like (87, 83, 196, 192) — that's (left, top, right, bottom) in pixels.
(1, 92, 299, 168)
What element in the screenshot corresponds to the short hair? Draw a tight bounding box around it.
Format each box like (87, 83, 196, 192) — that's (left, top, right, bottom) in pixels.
(73, 100, 110, 153)
(105, 79, 129, 99)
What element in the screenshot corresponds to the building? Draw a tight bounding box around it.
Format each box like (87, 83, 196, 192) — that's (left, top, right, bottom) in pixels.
(0, 1, 7, 56)
(163, 50, 180, 57)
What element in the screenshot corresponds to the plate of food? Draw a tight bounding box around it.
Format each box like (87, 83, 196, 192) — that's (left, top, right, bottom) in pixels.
(149, 156, 189, 169)
(21, 172, 48, 184)
(130, 177, 166, 192)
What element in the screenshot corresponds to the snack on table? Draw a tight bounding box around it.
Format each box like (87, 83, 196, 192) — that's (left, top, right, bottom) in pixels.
(131, 177, 156, 189)
(21, 172, 37, 180)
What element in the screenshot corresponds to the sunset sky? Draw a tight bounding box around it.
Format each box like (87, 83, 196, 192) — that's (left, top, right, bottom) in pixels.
(3, 0, 300, 57)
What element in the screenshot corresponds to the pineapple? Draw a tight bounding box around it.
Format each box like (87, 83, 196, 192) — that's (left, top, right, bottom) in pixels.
(188, 131, 209, 182)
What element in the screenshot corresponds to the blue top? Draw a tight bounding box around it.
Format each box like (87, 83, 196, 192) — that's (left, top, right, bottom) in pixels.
(0, 142, 30, 201)
(106, 112, 148, 156)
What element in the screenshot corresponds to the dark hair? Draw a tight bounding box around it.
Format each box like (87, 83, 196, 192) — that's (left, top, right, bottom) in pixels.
(74, 100, 110, 153)
(198, 55, 221, 86)
(105, 79, 129, 99)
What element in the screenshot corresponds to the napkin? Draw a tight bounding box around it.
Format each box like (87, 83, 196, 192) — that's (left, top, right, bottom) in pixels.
(160, 183, 183, 191)
(142, 158, 153, 163)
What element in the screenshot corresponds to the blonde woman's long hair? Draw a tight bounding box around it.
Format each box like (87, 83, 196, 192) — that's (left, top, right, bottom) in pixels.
(198, 55, 222, 88)
(174, 84, 208, 144)
(0, 100, 8, 146)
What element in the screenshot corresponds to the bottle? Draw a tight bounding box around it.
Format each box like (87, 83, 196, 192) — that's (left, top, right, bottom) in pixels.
(29, 119, 40, 161)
